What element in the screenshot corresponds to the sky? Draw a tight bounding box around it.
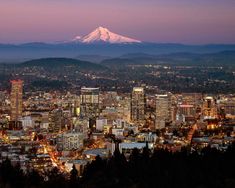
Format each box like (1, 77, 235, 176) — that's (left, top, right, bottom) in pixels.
(0, 0, 235, 44)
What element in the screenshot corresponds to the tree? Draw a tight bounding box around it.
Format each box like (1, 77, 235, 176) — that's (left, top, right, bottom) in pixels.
(70, 164, 79, 188)
(70, 164, 78, 179)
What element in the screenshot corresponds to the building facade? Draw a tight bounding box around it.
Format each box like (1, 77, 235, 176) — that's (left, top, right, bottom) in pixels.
(131, 87, 145, 122)
(202, 96, 217, 119)
(57, 132, 84, 151)
(80, 87, 100, 119)
(49, 109, 64, 133)
(10, 80, 23, 121)
(155, 94, 172, 129)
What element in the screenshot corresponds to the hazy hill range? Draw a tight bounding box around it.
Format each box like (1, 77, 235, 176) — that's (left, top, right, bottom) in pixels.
(76, 55, 111, 63)
(19, 58, 105, 70)
(100, 51, 235, 67)
(1, 43, 235, 63)
(0, 58, 108, 91)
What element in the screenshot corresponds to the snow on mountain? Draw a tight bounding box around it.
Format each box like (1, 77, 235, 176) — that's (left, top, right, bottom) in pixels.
(72, 36, 82, 41)
(73, 26, 141, 44)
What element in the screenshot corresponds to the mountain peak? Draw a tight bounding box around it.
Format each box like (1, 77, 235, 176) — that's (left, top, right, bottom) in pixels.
(73, 26, 141, 44)
(96, 26, 109, 31)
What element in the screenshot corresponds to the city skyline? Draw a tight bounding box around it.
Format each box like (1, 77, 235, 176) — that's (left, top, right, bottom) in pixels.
(1, 1, 235, 187)
(0, 0, 235, 44)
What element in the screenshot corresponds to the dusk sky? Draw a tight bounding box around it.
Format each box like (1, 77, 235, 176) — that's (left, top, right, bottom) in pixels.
(0, 0, 235, 44)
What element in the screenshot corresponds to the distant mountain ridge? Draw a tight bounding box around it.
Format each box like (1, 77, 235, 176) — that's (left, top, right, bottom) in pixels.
(76, 55, 111, 63)
(100, 50, 235, 66)
(1, 39, 235, 62)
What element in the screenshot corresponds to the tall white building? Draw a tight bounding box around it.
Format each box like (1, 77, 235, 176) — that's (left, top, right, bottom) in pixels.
(80, 87, 100, 119)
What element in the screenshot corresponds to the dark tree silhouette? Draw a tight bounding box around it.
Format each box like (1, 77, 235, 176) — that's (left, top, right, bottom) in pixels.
(70, 164, 79, 188)
(1, 142, 235, 188)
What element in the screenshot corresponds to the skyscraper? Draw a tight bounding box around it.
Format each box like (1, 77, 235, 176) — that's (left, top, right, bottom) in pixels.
(202, 96, 217, 119)
(155, 94, 172, 129)
(131, 87, 145, 122)
(80, 87, 100, 119)
(49, 109, 65, 133)
(10, 80, 23, 121)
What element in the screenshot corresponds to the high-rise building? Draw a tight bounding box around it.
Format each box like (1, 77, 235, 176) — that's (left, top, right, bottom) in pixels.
(176, 93, 202, 121)
(131, 87, 145, 122)
(219, 98, 235, 117)
(80, 87, 100, 119)
(10, 80, 23, 121)
(49, 109, 65, 133)
(202, 96, 217, 119)
(155, 94, 172, 129)
(178, 104, 196, 117)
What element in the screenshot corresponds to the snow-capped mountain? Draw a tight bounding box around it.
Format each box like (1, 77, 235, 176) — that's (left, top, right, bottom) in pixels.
(72, 26, 141, 44)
